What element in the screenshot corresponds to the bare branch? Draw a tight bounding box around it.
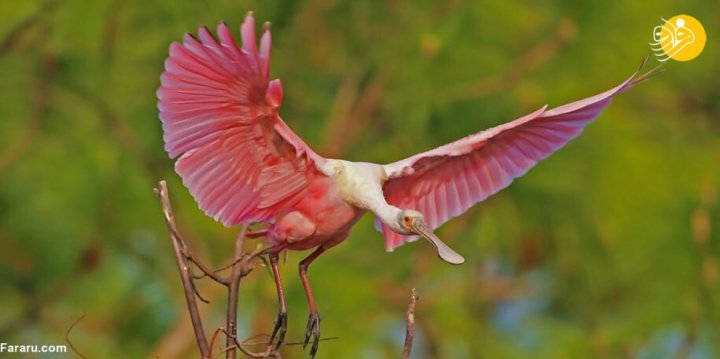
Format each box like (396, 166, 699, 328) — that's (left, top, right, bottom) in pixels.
(209, 327, 224, 358)
(403, 288, 419, 359)
(191, 281, 211, 305)
(212, 244, 273, 275)
(155, 180, 211, 358)
(187, 252, 230, 285)
(225, 228, 247, 359)
(220, 328, 279, 359)
(273, 337, 339, 347)
(231, 333, 340, 348)
(65, 314, 87, 359)
(157, 180, 282, 358)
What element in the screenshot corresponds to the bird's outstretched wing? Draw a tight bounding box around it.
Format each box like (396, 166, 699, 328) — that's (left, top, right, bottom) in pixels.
(378, 67, 648, 251)
(158, 13, 325, 226)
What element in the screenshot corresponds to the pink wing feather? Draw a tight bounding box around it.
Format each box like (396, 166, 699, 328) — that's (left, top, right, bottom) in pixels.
(379, 71, 643, 251)
(158, 14, 325, 226)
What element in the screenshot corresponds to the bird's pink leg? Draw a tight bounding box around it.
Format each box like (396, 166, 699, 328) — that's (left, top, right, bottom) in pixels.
(246, 228, 269, 239)
(268, 250, 288, 349)
(299, 246, 326, 358)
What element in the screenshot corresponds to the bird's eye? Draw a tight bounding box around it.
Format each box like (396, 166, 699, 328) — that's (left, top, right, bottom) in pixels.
(403, 216, 412, 228)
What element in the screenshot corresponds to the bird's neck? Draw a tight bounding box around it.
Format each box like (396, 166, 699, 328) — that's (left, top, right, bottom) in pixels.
(370, 201, 403, 233)
(328, 159, 403, 232)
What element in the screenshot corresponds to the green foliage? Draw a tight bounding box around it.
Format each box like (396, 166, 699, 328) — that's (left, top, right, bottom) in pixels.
(0, 0, 718, 357)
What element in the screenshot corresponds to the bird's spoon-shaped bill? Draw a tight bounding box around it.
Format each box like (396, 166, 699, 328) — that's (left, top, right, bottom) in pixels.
(414, 223, 465, 265)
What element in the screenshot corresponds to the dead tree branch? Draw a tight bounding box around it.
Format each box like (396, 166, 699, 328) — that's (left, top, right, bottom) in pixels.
(225, 227, 247, 359)
(403, 288, 419, 359)
(156, 180, 212, 358)
(155, 180, 278, 358)
(65, 314, 87, 359)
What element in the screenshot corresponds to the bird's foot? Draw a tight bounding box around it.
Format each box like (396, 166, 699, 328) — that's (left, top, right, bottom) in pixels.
(268, 310, 288, 350)
(303, 312, 321, 358)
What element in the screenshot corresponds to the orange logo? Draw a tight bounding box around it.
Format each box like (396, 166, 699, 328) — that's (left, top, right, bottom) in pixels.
(650, 15, 706, 62)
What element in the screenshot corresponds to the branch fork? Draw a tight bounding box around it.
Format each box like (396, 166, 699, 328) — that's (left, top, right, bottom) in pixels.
(155, 180, 276, 359)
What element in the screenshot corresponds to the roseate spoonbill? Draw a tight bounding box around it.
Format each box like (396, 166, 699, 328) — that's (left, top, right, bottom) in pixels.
(158, 12, 655, 357)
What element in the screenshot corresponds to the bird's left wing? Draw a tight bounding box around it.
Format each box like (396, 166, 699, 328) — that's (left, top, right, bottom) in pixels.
(158, 14, 325, 226)
(378, 68, 646, 251)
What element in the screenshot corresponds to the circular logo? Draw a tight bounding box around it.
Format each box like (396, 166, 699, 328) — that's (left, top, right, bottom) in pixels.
(650, 14, 706, 62)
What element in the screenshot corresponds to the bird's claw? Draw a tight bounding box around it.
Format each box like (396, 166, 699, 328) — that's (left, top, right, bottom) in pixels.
(268, 310, 288, 350)
(303, 312, 321, 358)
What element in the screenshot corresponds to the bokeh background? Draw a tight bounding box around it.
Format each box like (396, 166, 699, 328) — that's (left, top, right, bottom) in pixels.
(1, 0, 719, 358)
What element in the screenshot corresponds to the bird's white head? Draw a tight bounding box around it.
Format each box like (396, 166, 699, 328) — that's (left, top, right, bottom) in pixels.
(395, 209, 424, 235)
(396, 209, 465, 265)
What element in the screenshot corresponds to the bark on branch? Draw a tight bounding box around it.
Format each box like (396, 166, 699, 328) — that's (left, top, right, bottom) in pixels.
(155, 180, 277, 358)
(403, 288, 419, 359)
(156, 180, 212, 358)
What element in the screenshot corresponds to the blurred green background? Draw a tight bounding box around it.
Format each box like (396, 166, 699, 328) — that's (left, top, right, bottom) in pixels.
(1, 0, 719, 358)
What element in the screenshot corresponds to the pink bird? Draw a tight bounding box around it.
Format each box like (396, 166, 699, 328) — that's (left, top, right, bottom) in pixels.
(158, 12, 653, 357)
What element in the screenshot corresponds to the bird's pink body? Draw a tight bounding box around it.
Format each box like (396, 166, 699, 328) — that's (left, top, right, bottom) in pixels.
(269, 176, 363, 250)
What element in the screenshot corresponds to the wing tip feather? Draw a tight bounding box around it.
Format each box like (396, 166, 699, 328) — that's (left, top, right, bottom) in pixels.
(241, 12, 258, 54)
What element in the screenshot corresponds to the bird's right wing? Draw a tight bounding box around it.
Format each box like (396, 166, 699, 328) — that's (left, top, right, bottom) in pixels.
(158, 14, 325, 226)
(379, 64, 653, 251)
